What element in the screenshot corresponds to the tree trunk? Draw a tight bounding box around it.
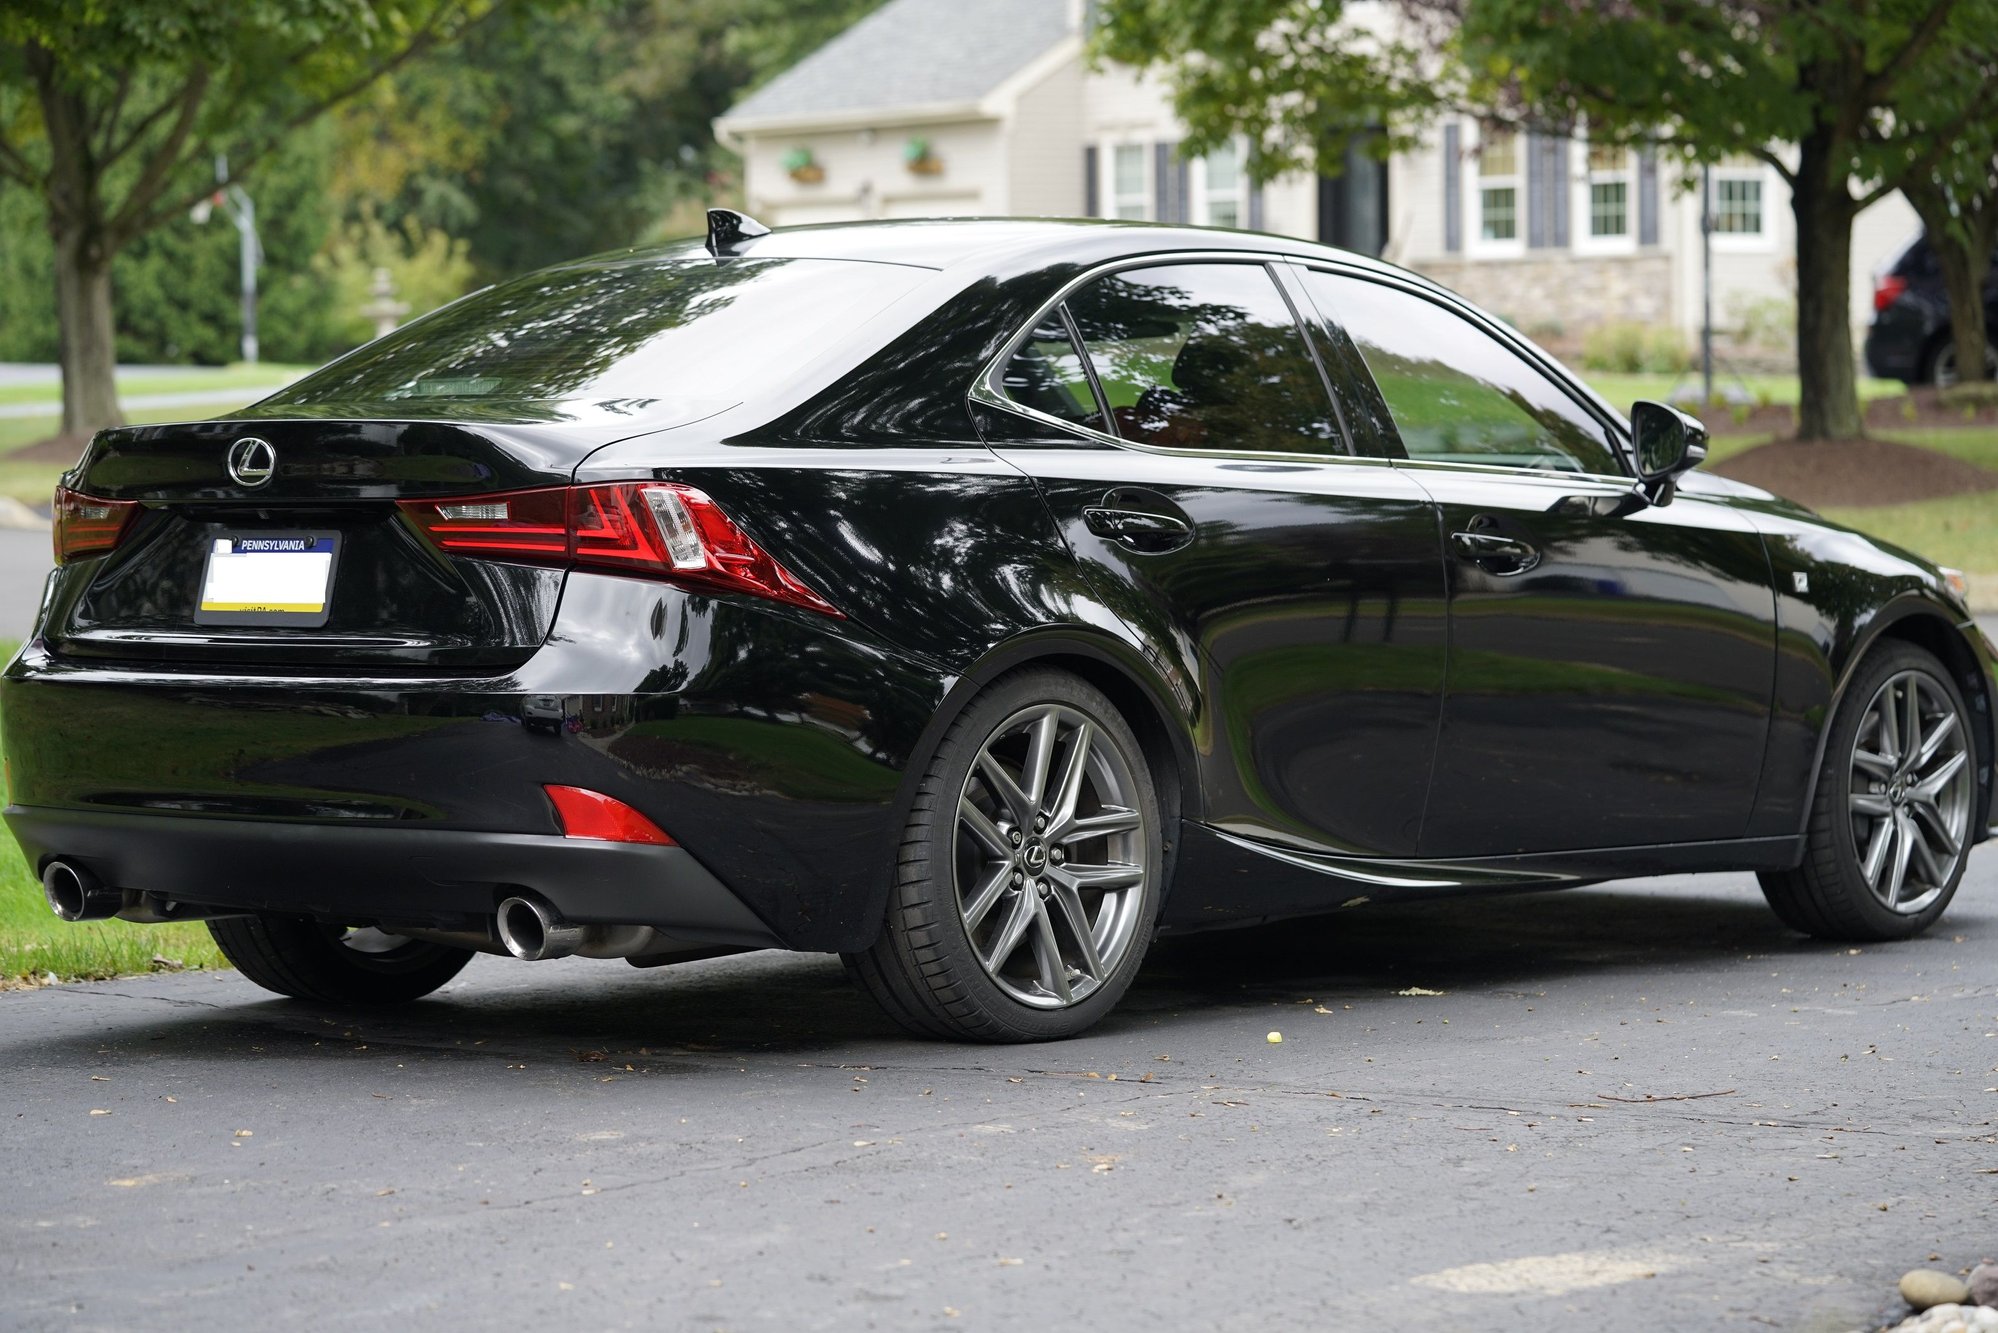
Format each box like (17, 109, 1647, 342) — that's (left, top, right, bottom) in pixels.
(49, 226, 124, 441)
(1791, 134, 1864, 440)
(1904, 180, 1994, 385)
(32, 43, 125, 443)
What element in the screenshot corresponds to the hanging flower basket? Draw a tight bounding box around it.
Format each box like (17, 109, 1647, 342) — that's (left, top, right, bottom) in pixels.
(782, 147, 825, 185)
(903, 137, 944, 177)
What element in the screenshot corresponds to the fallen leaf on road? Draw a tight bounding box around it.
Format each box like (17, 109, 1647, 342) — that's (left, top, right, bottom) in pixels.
(88, 1109, 110, 1116)
(1397, 987, 1445, 996)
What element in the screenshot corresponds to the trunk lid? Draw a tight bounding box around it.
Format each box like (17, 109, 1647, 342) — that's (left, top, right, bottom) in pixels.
(49, 411, 680, 672)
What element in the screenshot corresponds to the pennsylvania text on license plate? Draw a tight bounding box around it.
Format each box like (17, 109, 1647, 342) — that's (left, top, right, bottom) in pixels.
(194, 533, 339, 627)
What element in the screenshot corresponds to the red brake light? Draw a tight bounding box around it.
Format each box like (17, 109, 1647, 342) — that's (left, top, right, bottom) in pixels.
(397, 482, 840, 617)
(543, 785, 676, 845)
(1873, 273, 1908, 314)
(53, 486, 140, 564)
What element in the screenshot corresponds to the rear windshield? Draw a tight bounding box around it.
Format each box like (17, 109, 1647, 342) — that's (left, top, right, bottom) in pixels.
(262, 257, 931, 413)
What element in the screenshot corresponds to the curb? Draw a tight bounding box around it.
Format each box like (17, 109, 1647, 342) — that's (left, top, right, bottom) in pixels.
(0, 497, 49, 531)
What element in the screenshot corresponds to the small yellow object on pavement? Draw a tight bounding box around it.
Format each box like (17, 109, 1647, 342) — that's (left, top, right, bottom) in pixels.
(1266, 1031, 1283, 1044)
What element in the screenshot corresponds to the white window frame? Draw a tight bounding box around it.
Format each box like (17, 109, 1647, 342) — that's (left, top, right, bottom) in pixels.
(1104, 142, 1151, 222)
(1467, 127, 1524, 258)
(1709, 156, 1770, 252)
(1573, 139, 1636, 255)
(1191, 138, 1250, 229)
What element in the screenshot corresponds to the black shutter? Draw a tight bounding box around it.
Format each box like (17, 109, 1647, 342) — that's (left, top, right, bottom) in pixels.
(1154, 142, 1174, 221)
(1637, 149, 1660, 245)
(1443, 123, 1462, 252)
(1084, 145, 1099, 218)
(1248, 182, 1265, 232)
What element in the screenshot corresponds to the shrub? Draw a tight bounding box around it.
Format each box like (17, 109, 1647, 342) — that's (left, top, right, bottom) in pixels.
(1581, 321, 1692, 374)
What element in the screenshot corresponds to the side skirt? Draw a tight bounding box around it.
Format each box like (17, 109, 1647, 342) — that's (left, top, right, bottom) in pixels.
(1158, 822, 1804, 934)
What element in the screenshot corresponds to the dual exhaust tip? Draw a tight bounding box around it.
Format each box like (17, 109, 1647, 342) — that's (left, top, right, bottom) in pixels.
(43, 861, 123, 922)
(46, 866, 620, 965)
(495, 895, 589, 961)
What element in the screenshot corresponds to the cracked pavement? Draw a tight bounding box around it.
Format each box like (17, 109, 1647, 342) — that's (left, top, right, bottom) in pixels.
(4, 860, 1996, 1332)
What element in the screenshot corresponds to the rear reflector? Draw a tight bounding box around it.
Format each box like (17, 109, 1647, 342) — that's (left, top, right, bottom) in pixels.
(398, 482, 840, 617)
(53, 486, 140, 564)
(543, 785, 676, 845)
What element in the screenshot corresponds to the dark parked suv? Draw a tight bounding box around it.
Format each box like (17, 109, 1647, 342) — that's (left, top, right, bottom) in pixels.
(1864, 230, 1998, 385)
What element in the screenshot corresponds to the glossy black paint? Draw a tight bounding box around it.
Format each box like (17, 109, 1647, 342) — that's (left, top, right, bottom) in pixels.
(4, 217, 1993, 958)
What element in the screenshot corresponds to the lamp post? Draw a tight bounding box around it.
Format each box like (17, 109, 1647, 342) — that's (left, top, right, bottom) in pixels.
(190, 155, 262, 364)
(1700, 162, 1714, 405)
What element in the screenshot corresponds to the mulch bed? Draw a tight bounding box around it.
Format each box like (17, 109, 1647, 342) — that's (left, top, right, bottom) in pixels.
(1711, 437, 1998, 508)
(1708, 385, 1998, 435)
(10, 433, 91, 465)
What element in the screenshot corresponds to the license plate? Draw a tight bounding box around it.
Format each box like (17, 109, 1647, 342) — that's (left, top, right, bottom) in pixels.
(194, 533, 339, 627)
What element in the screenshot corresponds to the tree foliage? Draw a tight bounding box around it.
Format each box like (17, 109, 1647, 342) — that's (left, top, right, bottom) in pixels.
(0, 0, 502, 437)
(1095, 0, 1998, 440)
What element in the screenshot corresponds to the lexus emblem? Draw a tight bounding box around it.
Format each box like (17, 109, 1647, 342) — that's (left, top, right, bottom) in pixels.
(226, 437, 276, 488)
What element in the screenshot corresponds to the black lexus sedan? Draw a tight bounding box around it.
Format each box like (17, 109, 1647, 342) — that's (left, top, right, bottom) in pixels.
(6, 212, 1993, 1042)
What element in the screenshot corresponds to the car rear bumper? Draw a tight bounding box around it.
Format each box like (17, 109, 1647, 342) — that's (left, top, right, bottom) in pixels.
(0, 575, 953, 952)
(4, 805, 782, 945)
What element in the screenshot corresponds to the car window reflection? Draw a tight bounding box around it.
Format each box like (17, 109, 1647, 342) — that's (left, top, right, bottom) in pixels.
(1065, 263, 1342, 456)
(1303, 272, 1624, 477)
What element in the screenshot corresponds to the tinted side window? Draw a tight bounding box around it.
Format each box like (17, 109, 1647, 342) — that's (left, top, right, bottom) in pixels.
(1001, 315, 1106, 431)
(1301, 272, 1624, 476)
(1066, 263, 1342, 455)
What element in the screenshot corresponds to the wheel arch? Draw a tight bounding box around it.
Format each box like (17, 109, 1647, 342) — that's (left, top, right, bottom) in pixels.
(863, 626, 1201, 951)
(1802, 596, 1995, 845)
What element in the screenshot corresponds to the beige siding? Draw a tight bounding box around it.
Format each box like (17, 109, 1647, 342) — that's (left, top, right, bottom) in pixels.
(741, 120, 1007, 224)
(1004, 59, 1085, 217)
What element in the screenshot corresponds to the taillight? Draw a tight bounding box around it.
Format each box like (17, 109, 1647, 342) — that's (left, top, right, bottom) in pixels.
(1873, 273, 1908, 314)
(543, 785, 676, 844)
(397, 482, 840, 617)
(53, 486, 140, 564)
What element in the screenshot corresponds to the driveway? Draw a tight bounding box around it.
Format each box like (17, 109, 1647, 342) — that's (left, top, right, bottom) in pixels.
(4, 862, 1994, 1332)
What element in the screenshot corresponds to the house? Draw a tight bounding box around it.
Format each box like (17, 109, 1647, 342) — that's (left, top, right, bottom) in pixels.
(713, 0, 1916, 360)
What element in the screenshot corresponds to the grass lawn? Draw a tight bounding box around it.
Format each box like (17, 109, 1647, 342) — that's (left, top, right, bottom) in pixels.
(0, 642, 228, 986)
(0, 363, 304, 408)
(1579, 371, 1907, 410)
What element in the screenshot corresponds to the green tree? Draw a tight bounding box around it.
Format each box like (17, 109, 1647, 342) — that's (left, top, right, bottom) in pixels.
(1096, 0, 1998, 441)
(0, 0, 501, 443)
(333, 0, 886, 284)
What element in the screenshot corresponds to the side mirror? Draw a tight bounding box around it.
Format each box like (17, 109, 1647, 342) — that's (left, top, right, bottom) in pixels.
(1629, 400, 1708, 505)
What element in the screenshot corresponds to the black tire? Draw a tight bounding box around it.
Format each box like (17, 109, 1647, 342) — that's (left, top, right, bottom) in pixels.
(208, 915, 475, 1004)
(1759, 641, 1976, 941)
(844, 668, 1165, 1043)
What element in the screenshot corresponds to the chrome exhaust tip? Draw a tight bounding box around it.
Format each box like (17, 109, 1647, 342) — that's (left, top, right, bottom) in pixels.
(495, 895, 587, 961)
(43, 861, 122, 922)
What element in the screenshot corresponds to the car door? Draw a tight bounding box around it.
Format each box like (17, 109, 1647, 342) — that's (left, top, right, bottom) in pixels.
(1293, 267, 1777, 858)
(973, 257, 1449, 860)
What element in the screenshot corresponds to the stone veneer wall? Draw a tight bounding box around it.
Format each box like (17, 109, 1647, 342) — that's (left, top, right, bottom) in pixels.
(1412, 253, 1674, 335)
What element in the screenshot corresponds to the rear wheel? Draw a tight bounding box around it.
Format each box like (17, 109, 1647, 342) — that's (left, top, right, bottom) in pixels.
(845, 668, 1163, 1042)
(1759, 641, 1976, 940)
(208, 915, 475, 1004)
(1925, 339, 1998, 388)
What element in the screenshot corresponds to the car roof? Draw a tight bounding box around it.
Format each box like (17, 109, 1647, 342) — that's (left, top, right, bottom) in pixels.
(581, 216, 1421, 284)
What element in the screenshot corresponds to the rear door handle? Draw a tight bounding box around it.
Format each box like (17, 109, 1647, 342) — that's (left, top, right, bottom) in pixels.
(1450, 528, 1540, 574)
(1084, 506, 1194, 553)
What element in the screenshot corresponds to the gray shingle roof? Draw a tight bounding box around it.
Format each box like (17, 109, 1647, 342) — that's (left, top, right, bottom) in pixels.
(722, 0, 1074, 125)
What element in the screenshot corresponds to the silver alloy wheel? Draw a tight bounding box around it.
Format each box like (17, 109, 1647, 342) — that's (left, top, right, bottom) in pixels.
(1847, 668, 1973, 914)
(954, 702, 1150, 1009)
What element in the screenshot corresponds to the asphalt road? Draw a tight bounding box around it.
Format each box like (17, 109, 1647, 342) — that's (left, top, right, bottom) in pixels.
(5, 860, 1995, 1333)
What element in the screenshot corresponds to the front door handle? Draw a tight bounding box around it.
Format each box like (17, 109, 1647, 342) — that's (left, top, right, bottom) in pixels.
(1084, 506, 1194, 553)
(1450, 528, 1540, 574)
